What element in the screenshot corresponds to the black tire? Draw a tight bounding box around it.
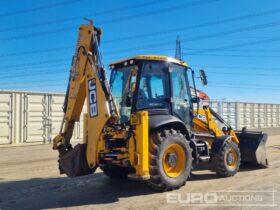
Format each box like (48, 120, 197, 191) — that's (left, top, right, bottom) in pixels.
(148, 129, 192, 191)
(101, 166, 134, 179)
(213, 141, 241, 177)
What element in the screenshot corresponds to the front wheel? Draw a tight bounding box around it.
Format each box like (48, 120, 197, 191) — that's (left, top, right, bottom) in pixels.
(213, 141, 241, 177)
(148, 129, 192, 191)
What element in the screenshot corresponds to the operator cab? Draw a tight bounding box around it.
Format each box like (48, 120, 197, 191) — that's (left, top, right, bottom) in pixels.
(109, 55, 195, 130)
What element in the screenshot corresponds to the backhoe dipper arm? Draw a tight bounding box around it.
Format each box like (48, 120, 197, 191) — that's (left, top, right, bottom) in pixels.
(53, 21, 119, 163)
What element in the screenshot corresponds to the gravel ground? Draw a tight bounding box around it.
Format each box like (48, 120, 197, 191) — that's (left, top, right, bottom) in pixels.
(0, 130, 279, 210)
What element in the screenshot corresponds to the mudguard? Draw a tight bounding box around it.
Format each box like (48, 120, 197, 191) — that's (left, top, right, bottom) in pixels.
(211, 136, 231, 155)
(149, 114, 189, 137)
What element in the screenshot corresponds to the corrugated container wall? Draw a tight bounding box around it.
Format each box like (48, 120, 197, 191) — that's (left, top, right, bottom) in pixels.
(0, 91, 85, 145)
(0, 91, 280, 145)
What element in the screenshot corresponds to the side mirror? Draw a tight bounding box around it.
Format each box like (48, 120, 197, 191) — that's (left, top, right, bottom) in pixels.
(199, 69, 207, 85)
(192, 97, 200, 103)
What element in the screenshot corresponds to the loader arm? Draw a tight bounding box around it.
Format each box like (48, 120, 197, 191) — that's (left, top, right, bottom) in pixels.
(193, 106, 239, 144)
(53, 21, 119, 168)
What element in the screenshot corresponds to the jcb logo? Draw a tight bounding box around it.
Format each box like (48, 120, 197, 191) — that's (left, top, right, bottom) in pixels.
(197, 113, 207, 122)
(88, 79, 98, 117)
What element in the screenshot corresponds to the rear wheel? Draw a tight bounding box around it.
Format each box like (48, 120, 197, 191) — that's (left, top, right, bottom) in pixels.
(148, 129, 192, 191)
(213, 141, 241, 177)
(101, 166, 134, 179)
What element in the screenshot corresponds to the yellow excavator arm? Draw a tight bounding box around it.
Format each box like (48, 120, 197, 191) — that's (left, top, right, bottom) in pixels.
(53, 21, 119, 171)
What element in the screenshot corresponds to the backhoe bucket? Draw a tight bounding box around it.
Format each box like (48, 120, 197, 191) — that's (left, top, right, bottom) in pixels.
(235, 130, 268, 167)
(58, 144, 96, 177)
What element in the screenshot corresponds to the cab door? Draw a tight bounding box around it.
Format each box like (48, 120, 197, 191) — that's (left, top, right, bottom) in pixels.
(170, 64, 193, 130)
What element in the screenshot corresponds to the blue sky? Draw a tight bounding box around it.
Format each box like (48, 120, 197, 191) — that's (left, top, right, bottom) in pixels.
(1, 0, 280, 103)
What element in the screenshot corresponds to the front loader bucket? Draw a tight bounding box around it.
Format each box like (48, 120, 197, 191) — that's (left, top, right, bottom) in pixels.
(235, 130, 268, 167)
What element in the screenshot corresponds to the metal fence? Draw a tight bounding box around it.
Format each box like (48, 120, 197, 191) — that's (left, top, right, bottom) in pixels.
(0, 90, 280, 145)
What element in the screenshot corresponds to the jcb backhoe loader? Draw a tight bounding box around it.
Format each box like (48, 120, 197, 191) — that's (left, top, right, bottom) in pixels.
(53, 20, 268, 191)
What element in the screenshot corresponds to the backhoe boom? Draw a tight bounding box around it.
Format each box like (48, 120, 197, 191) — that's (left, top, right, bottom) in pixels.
(53, 21, 119, 175)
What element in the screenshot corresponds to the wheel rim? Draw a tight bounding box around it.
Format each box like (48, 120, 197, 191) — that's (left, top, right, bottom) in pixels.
(162, 144, 186, 178)
(226, 147, 238, 170)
